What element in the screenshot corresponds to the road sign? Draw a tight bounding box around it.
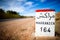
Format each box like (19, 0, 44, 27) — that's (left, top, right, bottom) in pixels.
(35, 9, 55, 36)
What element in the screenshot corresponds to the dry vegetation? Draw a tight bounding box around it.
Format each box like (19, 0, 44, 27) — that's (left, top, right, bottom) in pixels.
(0, 18, 35, 40)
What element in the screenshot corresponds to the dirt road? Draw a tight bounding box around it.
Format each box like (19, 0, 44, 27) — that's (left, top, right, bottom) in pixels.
(0, 18, 60, 40)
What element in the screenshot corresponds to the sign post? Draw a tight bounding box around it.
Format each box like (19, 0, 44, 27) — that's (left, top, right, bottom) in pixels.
(35, 9, 55, 36)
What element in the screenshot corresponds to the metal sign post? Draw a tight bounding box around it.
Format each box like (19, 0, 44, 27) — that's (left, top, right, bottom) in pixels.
(35, 9, 55, 36)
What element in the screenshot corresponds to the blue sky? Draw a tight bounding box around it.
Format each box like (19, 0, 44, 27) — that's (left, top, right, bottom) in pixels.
(0, 0, 60, 16)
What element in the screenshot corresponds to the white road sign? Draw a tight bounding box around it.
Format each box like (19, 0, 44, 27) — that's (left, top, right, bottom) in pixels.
(35, 9, 55, 36)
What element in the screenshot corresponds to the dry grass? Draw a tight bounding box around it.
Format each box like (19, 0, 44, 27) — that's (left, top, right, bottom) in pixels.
(0, 18, 35, 40)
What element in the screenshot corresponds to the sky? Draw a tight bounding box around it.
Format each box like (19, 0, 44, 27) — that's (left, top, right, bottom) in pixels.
(0, 0, 60, 16)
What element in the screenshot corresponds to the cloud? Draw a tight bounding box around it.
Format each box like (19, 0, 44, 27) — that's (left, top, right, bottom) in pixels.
(8, 6, 25, 13)
(40, 0, 46, 2)
(25, 1, 33, 6)
(8, 1, 36, 16)
(40, 8, 50, 9)
(2, 0, 25, 13)
(0, 0, 38, 16)
(17, 0, 27, 2)
(23, 12, 35, 16)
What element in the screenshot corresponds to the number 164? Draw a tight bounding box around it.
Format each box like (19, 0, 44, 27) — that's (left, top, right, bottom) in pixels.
(40, 27, 51, 32)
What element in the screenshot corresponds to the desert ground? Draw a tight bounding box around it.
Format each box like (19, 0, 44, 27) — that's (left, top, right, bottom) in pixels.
(0, 18, 60, 40)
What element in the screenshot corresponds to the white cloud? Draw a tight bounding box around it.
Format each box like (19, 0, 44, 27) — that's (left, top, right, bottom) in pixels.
(24, 12, 35, 16)
(9, 6, 25, 13)
(4, 0, 25, 13)
(25, 1, 33, 6)
(1, 0, 37, 16)
(17, 0, 27, 2)
(6, 1, 34, 12)
(40, 0, 46, 2)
